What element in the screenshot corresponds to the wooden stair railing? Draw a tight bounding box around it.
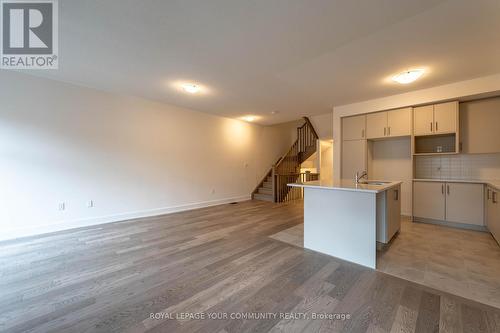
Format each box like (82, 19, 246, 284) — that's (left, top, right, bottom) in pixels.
(252, 117, 319, 203)
(275, 172, 319, 202)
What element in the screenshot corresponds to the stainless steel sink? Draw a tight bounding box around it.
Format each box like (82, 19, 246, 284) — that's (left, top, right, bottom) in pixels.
(357, 181, 391, 185)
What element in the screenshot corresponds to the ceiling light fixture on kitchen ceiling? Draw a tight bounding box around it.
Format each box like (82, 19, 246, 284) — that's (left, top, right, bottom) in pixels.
(241, 115, 257, 122)
(392, 69, 425, 84)
(182, 83, 200, 94)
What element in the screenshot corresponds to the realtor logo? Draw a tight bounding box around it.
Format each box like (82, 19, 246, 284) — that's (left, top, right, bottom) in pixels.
(1, 0, 58, 69)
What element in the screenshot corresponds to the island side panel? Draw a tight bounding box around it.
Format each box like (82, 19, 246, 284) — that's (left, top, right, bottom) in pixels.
(303, 187, 377, 269)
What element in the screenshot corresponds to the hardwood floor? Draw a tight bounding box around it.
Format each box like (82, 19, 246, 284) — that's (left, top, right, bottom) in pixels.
(1, 200, 499, 333)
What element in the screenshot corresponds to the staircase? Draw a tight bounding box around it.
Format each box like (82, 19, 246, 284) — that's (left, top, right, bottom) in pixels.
(253, 174, 274, 202)
(252, 117, 319, 203)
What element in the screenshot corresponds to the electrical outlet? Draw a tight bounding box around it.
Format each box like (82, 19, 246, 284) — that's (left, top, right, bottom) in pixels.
(58, 202, 65, 211)
(87, 200, 94, 208)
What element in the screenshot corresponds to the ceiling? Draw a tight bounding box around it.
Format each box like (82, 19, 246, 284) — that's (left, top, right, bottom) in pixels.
(27, 0, 500, 124)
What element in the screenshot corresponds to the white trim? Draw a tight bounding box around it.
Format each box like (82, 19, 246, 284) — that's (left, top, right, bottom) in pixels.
(0, 195, 251, 242)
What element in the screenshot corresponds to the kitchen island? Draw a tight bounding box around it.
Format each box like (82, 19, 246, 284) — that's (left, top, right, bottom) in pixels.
(288, 180, 402, 269)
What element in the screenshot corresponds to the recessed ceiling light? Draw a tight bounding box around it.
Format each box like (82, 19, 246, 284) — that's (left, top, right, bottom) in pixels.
(182, 83, 200, 94)
(271, 110, 280, 115)
(392, 69, 425, 84)
(241, 115, 257, 122)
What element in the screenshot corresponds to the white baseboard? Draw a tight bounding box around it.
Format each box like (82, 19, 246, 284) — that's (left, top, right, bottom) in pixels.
(0, 195, 252, 242)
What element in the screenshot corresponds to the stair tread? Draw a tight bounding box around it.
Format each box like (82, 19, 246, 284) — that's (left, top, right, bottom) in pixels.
(253, 193, 273, 202)
(258, 187, 272, 195)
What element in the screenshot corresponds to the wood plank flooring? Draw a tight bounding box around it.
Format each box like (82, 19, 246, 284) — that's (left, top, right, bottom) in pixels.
(1, 200, 499, 333)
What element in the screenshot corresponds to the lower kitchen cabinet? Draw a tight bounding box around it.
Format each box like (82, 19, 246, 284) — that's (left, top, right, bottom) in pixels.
(413, 181, 485, 227)
(413, 181, 445, 220)
(486, 186, 500, 244)
(446, 183, 484, 225)
(376, 185, 401, 244)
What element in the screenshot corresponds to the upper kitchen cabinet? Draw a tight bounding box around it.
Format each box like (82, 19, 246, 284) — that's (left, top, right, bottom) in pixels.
(342, 115, 366, 141)
(414, 102, 458, 136)
(387, 107, 412, 137)
(414, 105, 434, 135)
(366, 108, 411, 139)
(460, 97, 500, 154)
(434, 102, 458, 134)
(413, 101, 459, 154)
(366, 112, 387, 139)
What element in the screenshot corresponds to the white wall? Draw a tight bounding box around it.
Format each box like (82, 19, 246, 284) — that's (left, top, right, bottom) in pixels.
(309, 112, 333, 140)
(0, 72, 300, 241)
(333, 73, 500, 182)
(319, 140, 333, 183)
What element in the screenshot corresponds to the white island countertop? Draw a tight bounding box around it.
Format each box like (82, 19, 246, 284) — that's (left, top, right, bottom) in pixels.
(288, 180, 402, 194)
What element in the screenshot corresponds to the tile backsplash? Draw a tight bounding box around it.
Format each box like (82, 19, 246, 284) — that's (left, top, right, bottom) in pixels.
(415, 153, 500, 180)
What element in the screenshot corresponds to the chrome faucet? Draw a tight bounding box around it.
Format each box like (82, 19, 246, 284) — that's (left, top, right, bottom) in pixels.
(355, 171, 368, 184)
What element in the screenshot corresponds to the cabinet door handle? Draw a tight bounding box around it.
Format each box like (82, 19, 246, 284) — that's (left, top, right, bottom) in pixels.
(494, 192, 498, 204)
(394, 189, 399, 201)
(384, 127, 386, 136)
(430, 122, 433, 132)
(361, 129, 365, 138)
(447, 185, 450, 195)
(436, 122, 438, 132)
(487, 189, 491, 200)
(388, 127, 391, 136)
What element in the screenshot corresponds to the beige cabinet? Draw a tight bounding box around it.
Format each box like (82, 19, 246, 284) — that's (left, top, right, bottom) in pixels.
(486, 187, 500, 245)
(366, 108, 411, 139)
(387, 108, 412, 137)
(341, 140, 366, 180)
(413, 181, 445, 220)
(414, 181, 485, 227)
(445, 183, 484, 226)
(366, 112, 387, 139)
(413, 102, 458, 136)
(386, 185, 402, 241)
(342, 115, 366, 141)
(460, 97, 500, 154)
(414, 105, 434, 135)
(434, 102, 457, 134)
(376, 185, 401, 244)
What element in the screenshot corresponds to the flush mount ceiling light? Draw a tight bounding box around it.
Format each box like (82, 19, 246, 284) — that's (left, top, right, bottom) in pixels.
(392, 69, 425, 84)
(181, 83, 200, 94)
(241, 115, 257, 122)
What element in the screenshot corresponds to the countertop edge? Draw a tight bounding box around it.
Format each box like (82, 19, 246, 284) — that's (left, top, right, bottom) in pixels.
(413, 179, 500, 191)
(288, 181, 402, 194)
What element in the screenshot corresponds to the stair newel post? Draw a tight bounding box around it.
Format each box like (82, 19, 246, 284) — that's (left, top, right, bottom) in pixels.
(305, 124, 309, 148)
(272, 165, 277, 203)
